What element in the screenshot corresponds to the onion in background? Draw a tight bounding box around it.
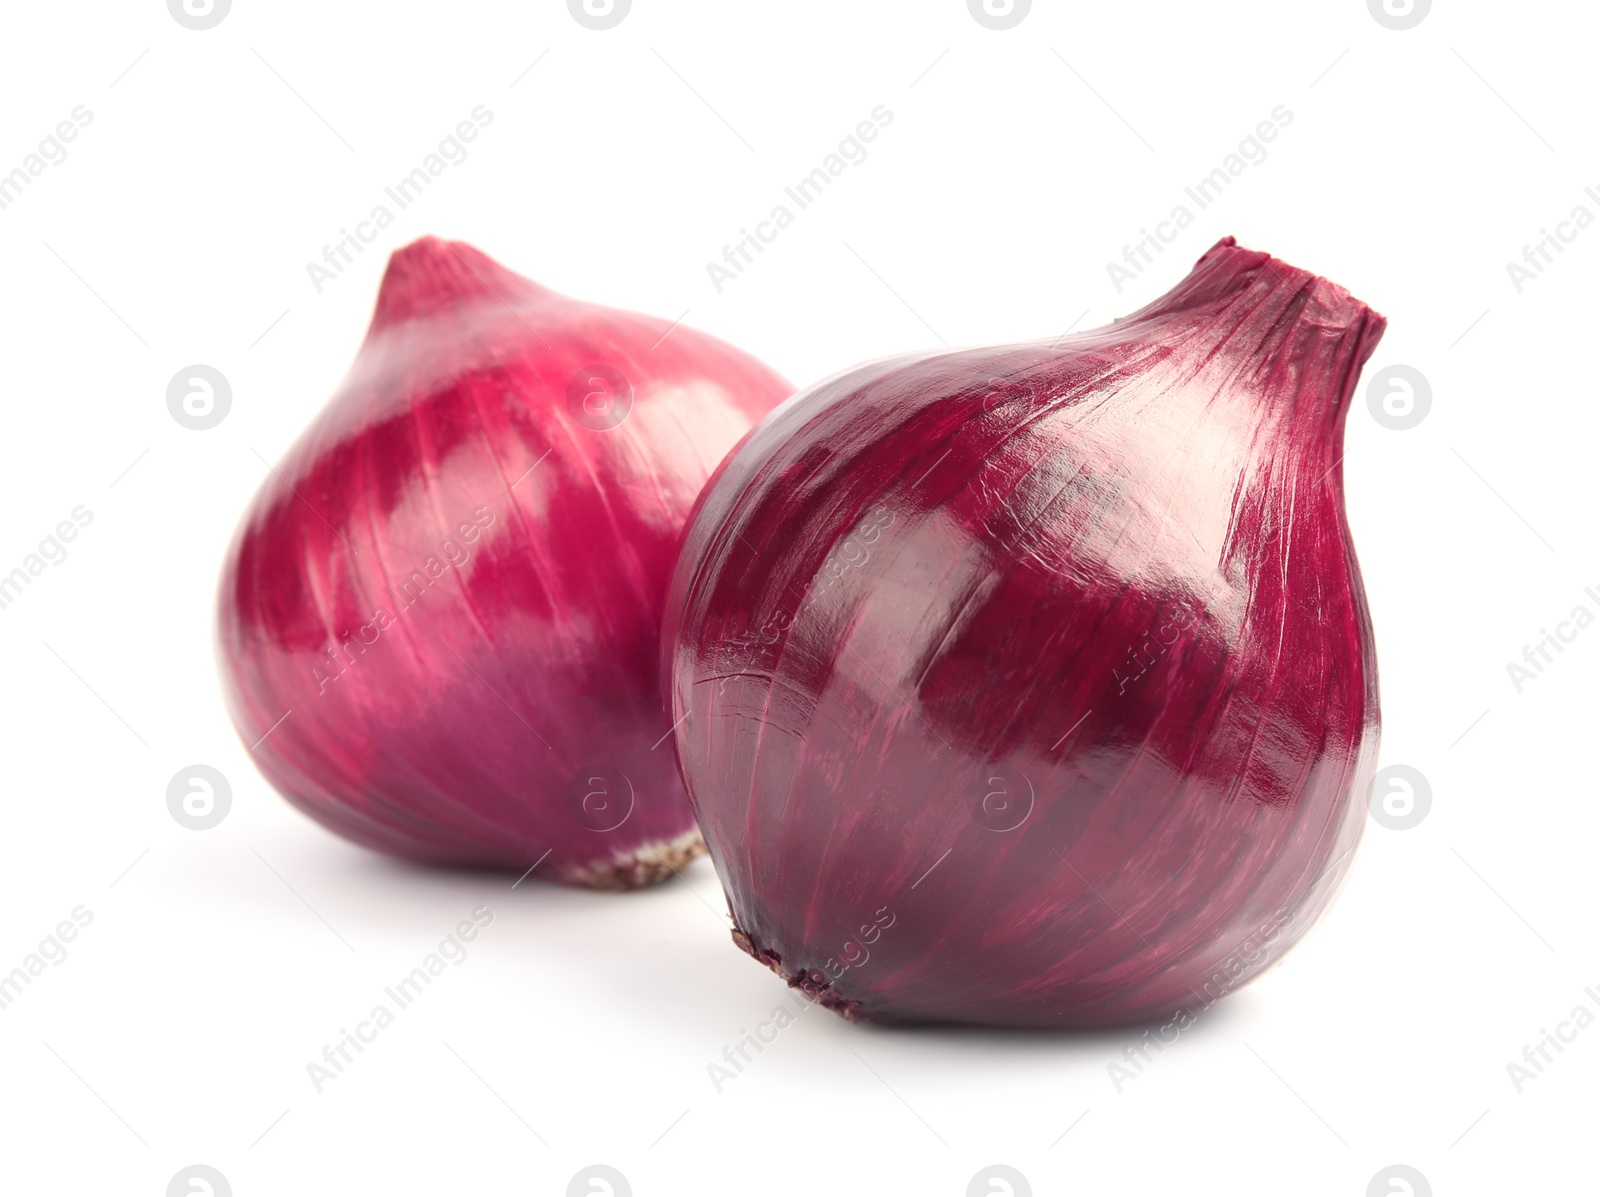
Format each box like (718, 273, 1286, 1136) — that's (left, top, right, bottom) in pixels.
(218, 237, 791, 887)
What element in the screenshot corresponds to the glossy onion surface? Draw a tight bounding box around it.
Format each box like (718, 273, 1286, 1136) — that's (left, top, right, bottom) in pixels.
(219, 237, 790, 886)
(664, 238, 1385, 1024)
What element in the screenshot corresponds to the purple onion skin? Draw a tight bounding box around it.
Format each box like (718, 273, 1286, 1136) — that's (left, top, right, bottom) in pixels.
(664, 238, 1386, 1026)
(218, 237, 791, 887)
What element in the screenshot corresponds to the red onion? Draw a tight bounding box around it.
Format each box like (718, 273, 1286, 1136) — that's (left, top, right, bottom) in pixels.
(663, 237, 1385, 1025)
(218, 237, 790, 887)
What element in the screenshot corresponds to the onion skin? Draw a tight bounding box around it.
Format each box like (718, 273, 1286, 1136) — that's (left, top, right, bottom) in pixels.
(664, 238, 1385, 1025)
(218, 237, 790, 886)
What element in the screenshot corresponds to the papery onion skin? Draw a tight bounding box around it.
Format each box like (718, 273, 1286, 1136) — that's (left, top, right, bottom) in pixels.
(664, 237, 1385, 1025)
(218, 237, 791, 887)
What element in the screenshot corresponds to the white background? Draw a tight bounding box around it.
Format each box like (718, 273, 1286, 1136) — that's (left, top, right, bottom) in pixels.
(0, 1, 1594, 1194)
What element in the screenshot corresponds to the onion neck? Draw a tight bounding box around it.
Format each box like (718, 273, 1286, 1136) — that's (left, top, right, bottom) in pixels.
(368, 236, 546, 333)
(1127, 237, 1387, 447)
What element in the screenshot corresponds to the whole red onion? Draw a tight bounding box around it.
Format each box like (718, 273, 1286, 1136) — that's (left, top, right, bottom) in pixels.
(664, 237, 1385, 1025)
(219, 237, 790, 886)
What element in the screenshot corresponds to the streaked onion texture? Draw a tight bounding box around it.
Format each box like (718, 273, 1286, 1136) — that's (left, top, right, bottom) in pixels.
(664, 238, 1385, 1025)
(218, 237, 790, 886)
